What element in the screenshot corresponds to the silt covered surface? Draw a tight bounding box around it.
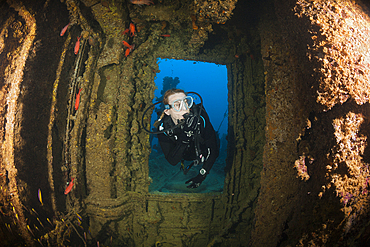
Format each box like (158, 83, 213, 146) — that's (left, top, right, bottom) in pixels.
(0, 0, 370, 246)
(253, 0, 370, 246)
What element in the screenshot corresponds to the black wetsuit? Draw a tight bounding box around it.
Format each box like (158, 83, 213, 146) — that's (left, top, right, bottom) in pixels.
(157, 104, 219, 175)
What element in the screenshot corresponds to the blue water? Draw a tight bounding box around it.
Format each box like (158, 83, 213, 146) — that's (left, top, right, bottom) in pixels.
(149, 58, 228, 193)
(154, 58, 228, 135)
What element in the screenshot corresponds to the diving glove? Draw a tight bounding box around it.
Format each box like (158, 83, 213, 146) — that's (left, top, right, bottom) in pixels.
(185, 168, 207, 188)
(182, 112, 199, 131)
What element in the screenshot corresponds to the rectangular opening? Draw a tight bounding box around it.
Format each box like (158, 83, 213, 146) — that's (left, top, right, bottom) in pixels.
(148, 58, 228, 193)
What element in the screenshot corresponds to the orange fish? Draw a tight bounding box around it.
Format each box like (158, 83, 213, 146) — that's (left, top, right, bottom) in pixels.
(123, 41, 135, 57)
(125, 48, 130, 57)
(129, 23, 135, 37)
(122, 28, 130, 35)
(75, 88, 82, 111)
(64, 178, 75, 195)
(130, 0, 153, 5)
(160, 34, 171, 37)
(122, 40, 132, 49)
(60, 23, 70, 36)
(74, 36, 81, 55)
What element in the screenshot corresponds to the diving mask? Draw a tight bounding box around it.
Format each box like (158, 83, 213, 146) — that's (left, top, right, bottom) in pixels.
(165, 96, 193, 112)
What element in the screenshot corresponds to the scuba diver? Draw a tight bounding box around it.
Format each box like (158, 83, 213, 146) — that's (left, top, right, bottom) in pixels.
(153, 89, 219, 189)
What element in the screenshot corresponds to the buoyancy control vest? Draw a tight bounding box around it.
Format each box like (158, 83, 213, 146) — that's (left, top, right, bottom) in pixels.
(159, 104, 206, 159)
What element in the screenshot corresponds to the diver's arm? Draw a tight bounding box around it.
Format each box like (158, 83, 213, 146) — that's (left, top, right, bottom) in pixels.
(185, 110, 220, 188)
(199, 109, 219, 173)
(157, 133, 187, 166)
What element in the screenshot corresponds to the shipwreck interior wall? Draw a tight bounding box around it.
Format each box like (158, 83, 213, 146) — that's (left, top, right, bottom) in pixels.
(253, 0, 370, 246)
(1, 0, 370, 246)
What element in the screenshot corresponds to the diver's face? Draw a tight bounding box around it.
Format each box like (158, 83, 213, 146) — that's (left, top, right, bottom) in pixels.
(165, 93, 190, 124)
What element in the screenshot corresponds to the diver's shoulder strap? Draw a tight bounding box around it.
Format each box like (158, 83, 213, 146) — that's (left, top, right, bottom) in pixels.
(192, 104, 206, 129)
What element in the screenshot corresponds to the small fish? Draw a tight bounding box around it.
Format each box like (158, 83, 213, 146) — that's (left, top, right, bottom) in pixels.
(122, 40, 133, 49)
(36, 217, 44, 228)
(31, 208, 39, 216)
(74, 36, 81, 55)
(130, 0, 153, 5)
(122, 41, 134, 57)
(46, 217, 53, 226)
(76, 213, 82, 221)
(125, 48, 130, 57)
(84, 232, 87, 241)
(60, 23, 70, 36)
(160, 34, 171, 37)
(64, 178, 75, 195)
(129, 23, 135, 37)
(27, 225, 34, 237)
(75, 88, 82, 111)
(38, 188, 43, 205)
(122, 28, 130, 35)
(6, 223, 12, 233)
(36, 238, 44, 247)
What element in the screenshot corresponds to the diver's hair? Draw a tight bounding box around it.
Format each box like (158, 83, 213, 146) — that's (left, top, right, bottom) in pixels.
(154, 88, 186, 128)
(162, 88, 186, 105)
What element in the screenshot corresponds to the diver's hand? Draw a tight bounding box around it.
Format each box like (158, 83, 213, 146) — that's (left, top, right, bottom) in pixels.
(176, 131, 192, 144)
(182, 113, 199, 131)
(185, 172, 207, 189)
(175, 113, 198, 144)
